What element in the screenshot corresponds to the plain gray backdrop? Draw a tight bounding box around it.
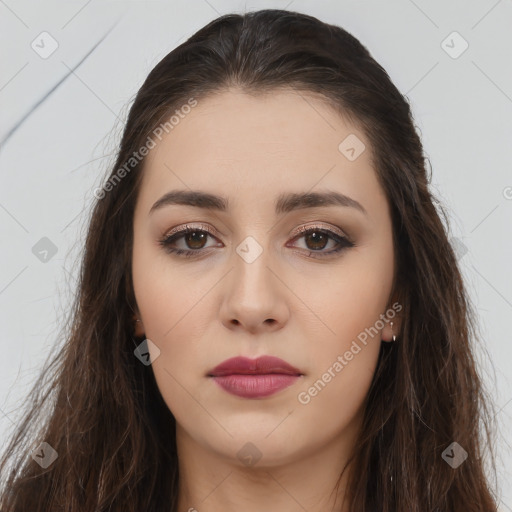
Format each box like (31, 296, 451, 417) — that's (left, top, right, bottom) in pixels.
(1, 0, 511, 506)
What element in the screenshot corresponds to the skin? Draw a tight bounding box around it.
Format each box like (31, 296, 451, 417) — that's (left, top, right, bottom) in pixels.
(131, 88, 400, 512)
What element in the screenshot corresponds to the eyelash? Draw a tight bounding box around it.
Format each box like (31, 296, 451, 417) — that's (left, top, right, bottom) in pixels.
(158, 223, 355, 259)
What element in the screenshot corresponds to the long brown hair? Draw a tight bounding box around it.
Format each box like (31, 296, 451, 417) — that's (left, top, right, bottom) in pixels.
(0, 9, 497, 511)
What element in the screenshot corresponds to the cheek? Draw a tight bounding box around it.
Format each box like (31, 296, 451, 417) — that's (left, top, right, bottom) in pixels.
(296, 282, 383, 408)
(132, 238, 208, 342)
(295, 251, 393, 347)
(132, 250, 210, 426)
(132, 242, 214, 397)
(295, 345, 379, 447)
(292, 249, 393, 406)
(293, 271, 388, 434)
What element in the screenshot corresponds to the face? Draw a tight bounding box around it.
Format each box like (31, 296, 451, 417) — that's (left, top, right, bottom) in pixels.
(131, 88, 398, 468)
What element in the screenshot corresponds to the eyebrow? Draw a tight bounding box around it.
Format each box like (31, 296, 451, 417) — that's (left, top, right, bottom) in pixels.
(149, 189, 367, 216)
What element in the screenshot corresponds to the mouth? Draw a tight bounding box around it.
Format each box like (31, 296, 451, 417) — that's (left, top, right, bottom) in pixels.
(208, 355, 303, 399)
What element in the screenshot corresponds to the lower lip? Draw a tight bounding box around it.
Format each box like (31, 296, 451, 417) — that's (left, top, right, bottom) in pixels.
(210, 374, 301, 398)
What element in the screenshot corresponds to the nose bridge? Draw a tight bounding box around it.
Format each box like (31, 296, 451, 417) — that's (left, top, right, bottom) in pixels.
(220, 232, 288, 332)
(231, 233, 274, 300)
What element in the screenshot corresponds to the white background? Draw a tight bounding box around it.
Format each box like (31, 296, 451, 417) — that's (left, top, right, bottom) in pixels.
(0, 0, 511, 507)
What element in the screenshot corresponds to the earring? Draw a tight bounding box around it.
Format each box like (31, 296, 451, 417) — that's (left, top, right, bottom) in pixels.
(390, 321, 397, 342)
(133, 318, 144, 338)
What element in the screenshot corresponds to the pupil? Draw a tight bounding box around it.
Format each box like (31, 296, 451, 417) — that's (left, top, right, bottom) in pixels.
(306, 232, 327, 250)
(186, 231, 207, 249)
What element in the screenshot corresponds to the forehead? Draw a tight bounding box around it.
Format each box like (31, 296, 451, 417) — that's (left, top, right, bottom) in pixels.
(137, 88, 387, 218)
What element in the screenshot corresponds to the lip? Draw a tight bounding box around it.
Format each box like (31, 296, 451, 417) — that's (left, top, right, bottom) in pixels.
(208, 356, 303, 399)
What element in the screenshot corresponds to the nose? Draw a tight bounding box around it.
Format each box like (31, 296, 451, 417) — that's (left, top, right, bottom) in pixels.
(219, 243, 290, 335)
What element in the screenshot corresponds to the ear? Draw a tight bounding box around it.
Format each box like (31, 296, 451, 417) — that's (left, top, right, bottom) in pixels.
(132, 311, 146, 338)
(381, 290, 403, 342)
(381, 316, 401, 343)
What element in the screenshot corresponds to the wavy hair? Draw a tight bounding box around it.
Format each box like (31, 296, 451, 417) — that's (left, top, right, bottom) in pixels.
(0, 9, 497, 511)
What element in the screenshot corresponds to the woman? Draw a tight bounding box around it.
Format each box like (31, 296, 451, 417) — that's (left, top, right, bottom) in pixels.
(0, 9, 497, 511)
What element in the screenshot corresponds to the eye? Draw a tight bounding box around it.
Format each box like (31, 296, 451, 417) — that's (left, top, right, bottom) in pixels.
(158, 224, 220, 257)
(287, 225, 354, 258)
(158, 223, 355, 259)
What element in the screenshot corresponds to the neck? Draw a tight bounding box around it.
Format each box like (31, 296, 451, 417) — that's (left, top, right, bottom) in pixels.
(175, 426, 357, 512)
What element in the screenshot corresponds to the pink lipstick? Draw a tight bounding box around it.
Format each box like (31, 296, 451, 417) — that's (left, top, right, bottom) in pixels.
(208, 355, 303, 399)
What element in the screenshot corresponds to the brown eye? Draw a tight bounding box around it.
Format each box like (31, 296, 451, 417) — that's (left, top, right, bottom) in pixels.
(183, 231, 209, 249)
(289, 227, 355, 258)
(303, 231, 329, 251)
(158, 226, 219, 256)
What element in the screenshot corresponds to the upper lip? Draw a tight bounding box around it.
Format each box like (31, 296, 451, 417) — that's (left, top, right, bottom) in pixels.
(208, 356, 302, 377)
